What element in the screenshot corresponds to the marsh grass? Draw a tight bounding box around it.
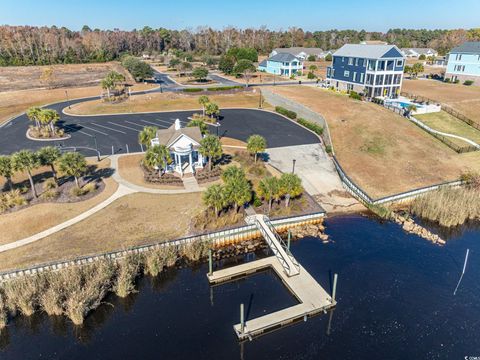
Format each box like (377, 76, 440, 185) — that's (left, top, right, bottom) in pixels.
(3, 275, 43, 316)
(39, 272, 67, 316)
(113, 255, 141, 298)
(0, 290, 7, 330)
(144, 246, 178, 276)
(411, 187, 480, 227)
(180, 240, 210, 262)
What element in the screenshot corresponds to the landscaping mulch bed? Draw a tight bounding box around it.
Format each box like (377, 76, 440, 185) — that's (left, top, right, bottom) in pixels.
(195, 167, 222, 184)
(142, 164, 184, 186)
(0, 166, 111, 215)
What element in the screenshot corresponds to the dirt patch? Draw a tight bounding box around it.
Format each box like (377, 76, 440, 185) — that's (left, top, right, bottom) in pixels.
(266, 85, 480, 198)
(221, 137, 247, 148)
(403, 79, 480, 123)
(67, 91, 268, 115)
(0, 192, 202, 272)
(0, 62, 132, 92)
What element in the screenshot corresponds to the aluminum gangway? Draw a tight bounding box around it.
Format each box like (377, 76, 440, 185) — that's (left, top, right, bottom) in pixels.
(245, 214, 300, 277)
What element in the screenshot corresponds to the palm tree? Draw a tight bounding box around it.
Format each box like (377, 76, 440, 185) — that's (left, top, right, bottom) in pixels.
(187, 119, 208, 135)
(198, 95, 210, 116)
(258, 176, 280, 213)
(224, 176, 251, 213)
(37, 146, 61, 184)
(58, 152, 87, 189)
(139, 126, 158, 149)
(199, 135, 222, 171)
(205, 102, 220, 120)
(203, 184, 225, 217)
(144, 145, 171, 176)
(38, 109, 60, 136)
(246, 134, 267, 163)
(221, 165, 245, 183)
(0, 155, 14, 191)
(12, 150, 40, 198)
(101, 71, 126, 99)
(26, 107, 42, 129)
(279, 173, 303, 207)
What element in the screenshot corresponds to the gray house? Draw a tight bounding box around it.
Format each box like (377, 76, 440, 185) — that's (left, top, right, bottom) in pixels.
(326, 44, 405, 98)
(270, 47, 324, 60)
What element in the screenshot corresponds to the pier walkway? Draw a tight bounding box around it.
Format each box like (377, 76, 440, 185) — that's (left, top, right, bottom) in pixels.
(245, 214, 300, 277)
(207, 214, 336, 340)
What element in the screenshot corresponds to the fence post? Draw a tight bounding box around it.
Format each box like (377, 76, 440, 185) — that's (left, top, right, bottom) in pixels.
(240, 303, 245, 333)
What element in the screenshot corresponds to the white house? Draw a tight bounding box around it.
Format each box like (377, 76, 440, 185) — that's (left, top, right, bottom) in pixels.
(270, 47, 324, 60)
(400, 48, 438, 58)
(151, 119, 205, 176)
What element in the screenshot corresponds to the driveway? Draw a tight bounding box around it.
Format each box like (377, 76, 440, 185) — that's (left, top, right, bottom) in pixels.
(268, 144, 360, 213)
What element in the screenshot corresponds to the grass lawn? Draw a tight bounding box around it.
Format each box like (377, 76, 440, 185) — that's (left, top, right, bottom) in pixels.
(0, 192, 202, 272)
(416, 111, 480, 146)
(66, 91, 269, 115)
(266, 85, 480, 198)
(0, 158, 118, 245)
(403, 79, 480, 123)
(0, 82, 156, 125)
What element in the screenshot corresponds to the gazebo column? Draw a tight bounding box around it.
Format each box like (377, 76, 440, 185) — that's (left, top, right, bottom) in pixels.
(189, 151, 194, 173)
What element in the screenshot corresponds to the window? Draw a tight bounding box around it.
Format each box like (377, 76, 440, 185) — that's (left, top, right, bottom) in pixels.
(344, 70, 350, 77)
(342, 57, 345, 62)
(375, 75, 384, 85)
(348, 57, 354, 65)
(355, 58, 360, 66)
(367, 60, 375, 71)
(396, 59, 403, 67)
(347, 84, 354, 91)
(456, 54, 462, 61)
(327, 68, 331, 77)
(360, 73, 364, 83)
(353, 72, 357, 82)
(377, 61, 385, 71)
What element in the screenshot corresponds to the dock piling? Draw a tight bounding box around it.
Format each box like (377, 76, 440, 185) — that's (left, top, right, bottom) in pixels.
(240, 303, 245, 334)
(332, 273, 338, 302)
(287, 230, 291, 250)
(208, 249, 213, 275)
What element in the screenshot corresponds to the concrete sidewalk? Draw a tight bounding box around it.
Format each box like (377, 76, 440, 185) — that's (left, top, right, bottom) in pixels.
(267, 144, 361, 213)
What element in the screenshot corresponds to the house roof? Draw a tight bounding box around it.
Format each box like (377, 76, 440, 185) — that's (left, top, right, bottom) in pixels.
(401, 48, 437, 55)
(269, 53, 300, 62)
(272, 47, 324, 56)
(333, 44, 404, 59)
(258, 59, 268, 67)
(360, 40, 388, 45)
(156, 123, 203, 148)
(450, 41, 480, 54)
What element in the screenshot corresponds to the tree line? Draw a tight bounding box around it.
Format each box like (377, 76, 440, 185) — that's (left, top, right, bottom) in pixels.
(1, 25, 480, 66)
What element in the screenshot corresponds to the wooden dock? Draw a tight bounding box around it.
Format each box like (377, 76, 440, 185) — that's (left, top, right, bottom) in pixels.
(207, 256, 336, 340)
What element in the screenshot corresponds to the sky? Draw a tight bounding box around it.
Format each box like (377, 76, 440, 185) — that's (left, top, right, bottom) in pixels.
(0, 0, 479, 32)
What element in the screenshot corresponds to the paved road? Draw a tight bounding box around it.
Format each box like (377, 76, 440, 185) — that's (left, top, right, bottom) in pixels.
(0, 103, 319, 155)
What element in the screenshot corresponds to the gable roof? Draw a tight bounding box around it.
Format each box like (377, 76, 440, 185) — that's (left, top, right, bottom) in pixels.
(258, 59, 268, 67)
(272, 47, 324, 56)
(333, 44, 404, 59)
(269, 53, 300, 62)
(156, 123, 202, 148)
(450, 41, 480, 54)
(401, 48, 437, 55)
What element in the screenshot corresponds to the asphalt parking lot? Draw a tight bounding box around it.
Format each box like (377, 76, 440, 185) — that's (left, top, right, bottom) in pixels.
(0, 105, 320, 156)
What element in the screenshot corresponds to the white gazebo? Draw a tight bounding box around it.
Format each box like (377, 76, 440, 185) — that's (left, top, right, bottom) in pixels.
(151, 119, 205, 176)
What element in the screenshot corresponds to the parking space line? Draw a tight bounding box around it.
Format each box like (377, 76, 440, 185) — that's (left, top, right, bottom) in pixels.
(154, 118, 186, 126)
(90, 122, 126, 134)
(140, 119, 170, 128)
(124, 120, 148, 128)
(62, 124, 94, 137)
(108, 122, 141, 132)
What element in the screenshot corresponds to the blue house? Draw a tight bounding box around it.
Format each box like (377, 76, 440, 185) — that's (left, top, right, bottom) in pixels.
(258, 53, 304, 77)
(446, 42, 480, 85)
(326, 44, 405, 98)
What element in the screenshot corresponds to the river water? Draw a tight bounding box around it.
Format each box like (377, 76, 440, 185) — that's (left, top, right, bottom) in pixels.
(1, 214, 479, 359)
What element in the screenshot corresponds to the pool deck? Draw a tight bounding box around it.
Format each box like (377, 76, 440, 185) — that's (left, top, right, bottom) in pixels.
(207, 256, 336, 340)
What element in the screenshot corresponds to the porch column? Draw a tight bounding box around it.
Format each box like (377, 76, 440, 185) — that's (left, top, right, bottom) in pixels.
(189, 151, 193, 173)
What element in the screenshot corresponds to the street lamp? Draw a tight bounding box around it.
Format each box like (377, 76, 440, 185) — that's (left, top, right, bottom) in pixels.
(292, 159, 296, 174)
(93, 135, 100, 161)
(65, 90, 71, 109)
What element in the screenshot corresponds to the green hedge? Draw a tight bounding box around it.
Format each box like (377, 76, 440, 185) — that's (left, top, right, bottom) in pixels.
(207, 85, 243, 91)
(183, 88, 204, 92)
(275, 106, 297, 119)
(349, 91, 362, 100)
(464, 80, 474, 86)
(297, 118, 324, 135)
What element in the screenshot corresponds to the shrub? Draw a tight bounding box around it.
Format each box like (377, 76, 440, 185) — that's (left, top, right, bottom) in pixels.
(39, 272, 65, 316)
(183, 88, 203, 93)
(444, 78, 451, 83)
(41, 189, 59, 200)
(325, 145, 332, 154)
(453, 79, 460, 84)
(144, 246, 178, 276)
(181, 240, 210, 262)
(307, 71, 315, 79)
(43, 178, 57, 190)
(307, 54, 316, 61)
(349, 91, 362, 100)
(297, 118, 324, 135)
(0, 189, 27, 212)
(206, 86, 243, 91)
(70, 182, 96, 197)
(275, 106, 297, 119)
(464, 80, 474, 86)
(3, 275, 43, 316)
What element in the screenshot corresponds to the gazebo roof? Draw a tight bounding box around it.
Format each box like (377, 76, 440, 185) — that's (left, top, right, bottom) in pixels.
(156, 120, 203, 148)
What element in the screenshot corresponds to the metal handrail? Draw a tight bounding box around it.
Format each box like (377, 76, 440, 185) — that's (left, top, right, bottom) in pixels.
(263, 217, 300, 271)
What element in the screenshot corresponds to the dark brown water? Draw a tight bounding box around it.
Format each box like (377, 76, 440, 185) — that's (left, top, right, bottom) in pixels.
(1, 214, 479, 359)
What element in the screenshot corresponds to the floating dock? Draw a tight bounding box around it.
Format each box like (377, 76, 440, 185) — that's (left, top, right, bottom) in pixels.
(207, 256, 336, 340)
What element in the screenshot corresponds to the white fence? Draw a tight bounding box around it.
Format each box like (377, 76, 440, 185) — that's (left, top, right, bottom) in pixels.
(0, 211, 325, 282)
